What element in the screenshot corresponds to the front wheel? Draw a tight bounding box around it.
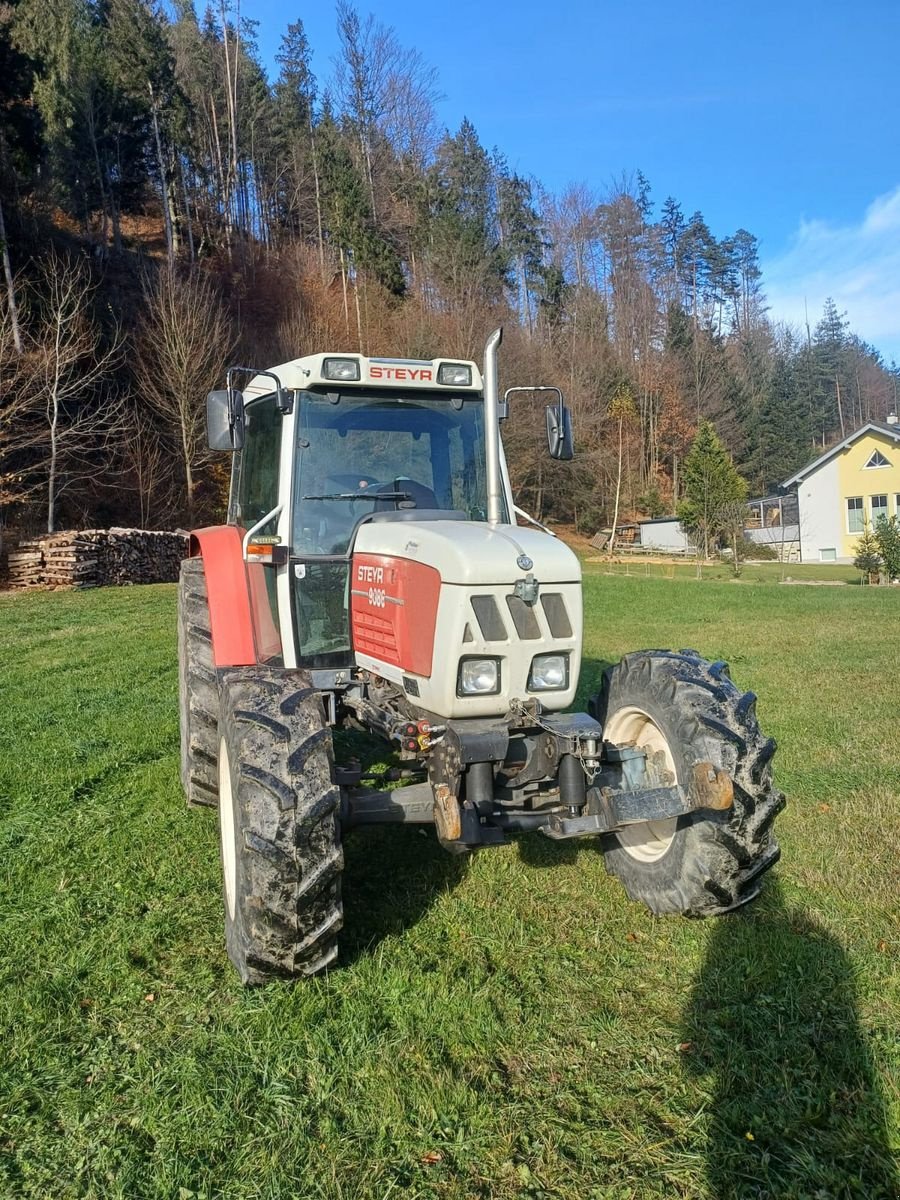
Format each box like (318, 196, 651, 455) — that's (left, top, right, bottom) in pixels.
(217, 669, 344, 983)
(591, 650, 784, 916)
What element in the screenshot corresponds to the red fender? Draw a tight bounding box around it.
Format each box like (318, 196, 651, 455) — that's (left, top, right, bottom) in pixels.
(189, 526, 257, 667)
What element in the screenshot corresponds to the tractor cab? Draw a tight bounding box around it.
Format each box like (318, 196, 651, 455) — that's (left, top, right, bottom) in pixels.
(213, 351, 522, 672)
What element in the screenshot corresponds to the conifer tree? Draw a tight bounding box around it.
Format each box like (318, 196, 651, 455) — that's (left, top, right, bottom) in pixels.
(853, 522, 881, 581)
(677, 419, 748, 559)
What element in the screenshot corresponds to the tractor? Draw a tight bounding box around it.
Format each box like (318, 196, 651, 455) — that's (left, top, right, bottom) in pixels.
(179, 329, 784, 984)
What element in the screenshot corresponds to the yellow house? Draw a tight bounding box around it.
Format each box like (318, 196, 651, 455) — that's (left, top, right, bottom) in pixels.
(783, 420, 900, 563)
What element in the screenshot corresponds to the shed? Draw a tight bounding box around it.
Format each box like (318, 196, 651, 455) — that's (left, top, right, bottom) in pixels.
(637, 518, 692, 553)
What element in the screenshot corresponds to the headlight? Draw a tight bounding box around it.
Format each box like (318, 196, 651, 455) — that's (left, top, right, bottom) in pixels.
(322, 357, 361, 381)
(528, 653, 568, 691)
(438, 362, 472, 387)
(458, 657, 500, 695)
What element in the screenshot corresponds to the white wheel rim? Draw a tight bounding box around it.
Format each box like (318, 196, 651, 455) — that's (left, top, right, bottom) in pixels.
(218, 736, 237, 920)
(604, 705, 679, 863)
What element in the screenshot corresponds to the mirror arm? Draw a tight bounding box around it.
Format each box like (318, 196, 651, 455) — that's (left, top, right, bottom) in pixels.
(503, 385, 563, 414)
(242, 503, 284, 561)
(513, 505, 558, 537)
(227, 366, 292, 414)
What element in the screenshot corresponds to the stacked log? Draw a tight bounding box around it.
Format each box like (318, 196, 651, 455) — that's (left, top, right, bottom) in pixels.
(3, 529, 188, 590)
(43, 533, 99, 588)
(6, 539, 45, 588)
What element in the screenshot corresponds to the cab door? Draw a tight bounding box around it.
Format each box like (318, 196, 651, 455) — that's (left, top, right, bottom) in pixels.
(233, 394, 283, 664)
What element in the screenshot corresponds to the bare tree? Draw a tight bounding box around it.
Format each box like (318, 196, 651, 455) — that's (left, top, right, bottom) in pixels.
(0, 291, 43, 525)
(606, 384, 637, 556)
(137, 265, 233, 520)
(0, 193, 22, 355)
(30, 253, 125, 532)
(334, 2, 440, 230)
(121, 401, 174, 527)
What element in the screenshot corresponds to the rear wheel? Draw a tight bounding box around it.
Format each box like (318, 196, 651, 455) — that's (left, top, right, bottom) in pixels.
(178, 557, 219, 808)
(591, 650, 784, 915)
(217, 668, 344, 984)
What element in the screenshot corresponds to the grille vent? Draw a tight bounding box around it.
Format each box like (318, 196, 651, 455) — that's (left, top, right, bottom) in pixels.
(471, 595, 507, 641)
(506, 595, 541, 639)
(540, 593, 572, 638)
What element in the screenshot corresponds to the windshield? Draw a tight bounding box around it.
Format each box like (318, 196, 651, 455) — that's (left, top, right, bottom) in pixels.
(293, 389, 494, 556)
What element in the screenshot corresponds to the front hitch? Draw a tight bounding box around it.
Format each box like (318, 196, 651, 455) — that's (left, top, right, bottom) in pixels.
(541, 751, 735, 840)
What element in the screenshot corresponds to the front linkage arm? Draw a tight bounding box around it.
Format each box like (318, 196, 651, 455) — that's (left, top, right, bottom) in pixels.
(339, 710, 736, 847)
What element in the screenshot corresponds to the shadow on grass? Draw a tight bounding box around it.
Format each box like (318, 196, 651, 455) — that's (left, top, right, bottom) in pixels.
(684, 878, 899, 1199)
(339, 825, 468, 966)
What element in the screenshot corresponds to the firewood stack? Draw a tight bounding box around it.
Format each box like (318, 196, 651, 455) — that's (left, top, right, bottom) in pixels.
(6, 539, 45, 588)
(4, 529, 189, 590)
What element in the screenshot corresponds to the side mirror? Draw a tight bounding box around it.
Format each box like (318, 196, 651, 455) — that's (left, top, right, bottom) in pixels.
(546, 403, 574, 461)
(207, 388, 245, 451)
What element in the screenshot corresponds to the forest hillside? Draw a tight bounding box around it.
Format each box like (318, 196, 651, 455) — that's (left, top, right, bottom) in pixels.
(1, 0, 897, 535)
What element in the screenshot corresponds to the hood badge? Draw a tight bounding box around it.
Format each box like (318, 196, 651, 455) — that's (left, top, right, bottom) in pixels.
(516, 554, 533, 571)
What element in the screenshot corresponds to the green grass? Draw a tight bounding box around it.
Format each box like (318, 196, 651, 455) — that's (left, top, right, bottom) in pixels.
(1, 578, 898, 1199)
(581, 558, 862, 585)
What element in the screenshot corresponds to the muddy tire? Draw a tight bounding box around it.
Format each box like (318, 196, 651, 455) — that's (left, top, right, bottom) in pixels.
(178, 557, 219, 808)
(217, 668, 343, 984)
(591, 649, 784, 916)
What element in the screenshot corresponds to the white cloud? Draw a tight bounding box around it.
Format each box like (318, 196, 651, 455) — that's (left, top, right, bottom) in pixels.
(763, 185, 900, 364)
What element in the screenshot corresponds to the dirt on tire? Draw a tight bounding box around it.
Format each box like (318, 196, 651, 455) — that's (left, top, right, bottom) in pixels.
(217, 668, 344, 983)
(177, 557, 219, 808)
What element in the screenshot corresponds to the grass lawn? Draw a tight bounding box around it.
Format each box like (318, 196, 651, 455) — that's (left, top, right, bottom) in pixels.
(1, 576, 898, 1199)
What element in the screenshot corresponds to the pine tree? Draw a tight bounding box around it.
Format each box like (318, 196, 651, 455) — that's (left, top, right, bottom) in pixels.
(677, 419, 748, 559)
(428, 119, 507, 306)
(756, 353, 813, 490)
(853, 522, 881, 582)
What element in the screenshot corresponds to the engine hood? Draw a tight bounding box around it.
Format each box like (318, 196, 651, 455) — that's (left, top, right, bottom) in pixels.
(352, 519, 580, 586)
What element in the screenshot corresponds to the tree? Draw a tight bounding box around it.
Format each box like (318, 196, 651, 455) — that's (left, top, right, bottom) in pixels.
(30, 253, 124, 531)
(813, 298, 851, 440)
(606, 384, 637, 555)
(874, 515, 900, 582)
(853, 522, 881, 582)
(677, 420, 748, 559)
(136, 266, 233, 521)
(428, 119, 507, 310)
(755, 351, 813, 491)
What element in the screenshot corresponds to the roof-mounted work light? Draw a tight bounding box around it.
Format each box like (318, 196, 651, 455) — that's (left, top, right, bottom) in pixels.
(323, 357, 361, 382)
(437, 363, 472, 387)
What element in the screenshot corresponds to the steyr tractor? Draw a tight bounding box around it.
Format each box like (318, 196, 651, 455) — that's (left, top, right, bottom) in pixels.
(179, 329, 784, 984)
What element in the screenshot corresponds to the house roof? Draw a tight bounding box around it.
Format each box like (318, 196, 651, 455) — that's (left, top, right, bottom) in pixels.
(782, 421, 900, 487)
(638, 516, 681, 526)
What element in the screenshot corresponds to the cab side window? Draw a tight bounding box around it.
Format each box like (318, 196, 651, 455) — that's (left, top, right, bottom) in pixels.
(236, 396, 281, 529)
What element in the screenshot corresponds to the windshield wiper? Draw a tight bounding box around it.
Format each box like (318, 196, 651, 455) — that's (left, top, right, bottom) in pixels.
(302, 491, 410, 502)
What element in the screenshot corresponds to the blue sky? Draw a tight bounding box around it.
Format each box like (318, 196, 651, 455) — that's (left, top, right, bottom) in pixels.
(244, 0, 900, 361)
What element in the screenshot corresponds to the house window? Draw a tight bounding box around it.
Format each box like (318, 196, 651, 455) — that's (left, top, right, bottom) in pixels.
(820, 548, 837, 561)
(871, 494, 888, 525)
(864, 449, 890, 468)
(846, 496, 864, 534)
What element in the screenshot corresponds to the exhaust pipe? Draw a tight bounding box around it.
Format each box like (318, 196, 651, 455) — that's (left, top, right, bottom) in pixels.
(483, 326, 503, 526)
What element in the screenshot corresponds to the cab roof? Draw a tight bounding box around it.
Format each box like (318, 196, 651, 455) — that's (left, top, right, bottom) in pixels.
(243, 353, 483, 399)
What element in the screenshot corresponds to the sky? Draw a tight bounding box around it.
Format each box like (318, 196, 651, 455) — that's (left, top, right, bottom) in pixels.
(242, 0, 900, 362)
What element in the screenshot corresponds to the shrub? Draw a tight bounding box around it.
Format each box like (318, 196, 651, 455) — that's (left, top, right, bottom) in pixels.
(874, 515, 900, 581)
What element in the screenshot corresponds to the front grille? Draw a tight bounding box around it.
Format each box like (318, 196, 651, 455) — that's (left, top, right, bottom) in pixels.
(540, 592, 572, 638)
(471, 595, 507, 641)
(506, 595, 541, 639)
